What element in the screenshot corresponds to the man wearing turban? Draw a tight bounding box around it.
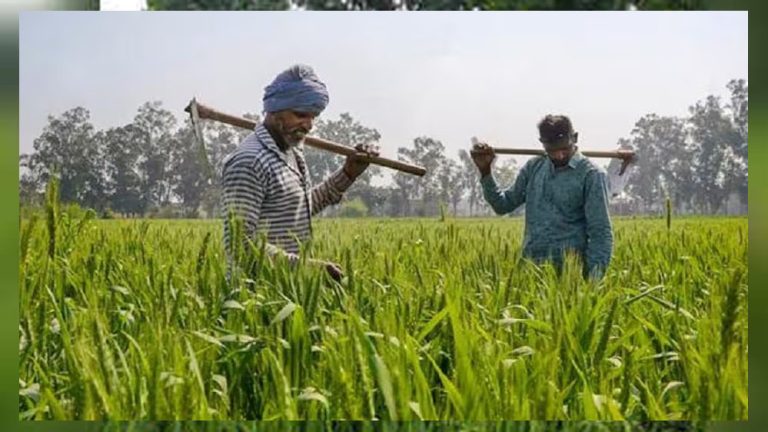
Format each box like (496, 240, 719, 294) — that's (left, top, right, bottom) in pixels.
(471, 115, 614, 280)
(222, 64, 379, 282)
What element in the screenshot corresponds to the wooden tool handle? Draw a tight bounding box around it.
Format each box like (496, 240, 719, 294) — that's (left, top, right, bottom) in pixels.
(185, 99, 426, 177)
(474, 147, 636, 160)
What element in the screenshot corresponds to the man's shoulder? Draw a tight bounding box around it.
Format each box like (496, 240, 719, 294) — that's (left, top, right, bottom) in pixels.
(224, 133, 269, 167)
(523, 155, 548, 170)
(577, 154, 607, 176)
(238, 131, 268, 153)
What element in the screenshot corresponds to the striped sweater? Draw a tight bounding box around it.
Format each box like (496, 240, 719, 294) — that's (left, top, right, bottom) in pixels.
(221, 124, 354, 265)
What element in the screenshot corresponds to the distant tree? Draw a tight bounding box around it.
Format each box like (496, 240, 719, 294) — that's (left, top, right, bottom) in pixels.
(688, 96, 734, 214)
(494, 158, 519, 191)
(458, 149, 481, 216)
(102, 124, 144, 216)
(436, 158, 465, 216)
(613, 79, 746, 216)
(19, 155, 42, 207)
(22, 107, 106, 210)
(299, 0, 706, 10)
(168, 120, 207, 217)
(132, 101, 177, 211)
(395, 137, 447, 216)
(493, 157, 521, 215)
(148, 0, 290, 9)
(726, 79, 748, 211)
(310, 113, 382, 216)
(624, 114, 691, 213)
(290, 0, 700, 10)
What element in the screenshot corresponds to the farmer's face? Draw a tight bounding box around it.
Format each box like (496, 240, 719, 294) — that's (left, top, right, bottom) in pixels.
(542, 132, 578, 168)
(546, 145, 576, 167)
(273, 110, 317, 147)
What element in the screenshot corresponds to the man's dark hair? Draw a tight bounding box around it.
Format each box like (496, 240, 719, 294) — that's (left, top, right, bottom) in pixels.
(537, 115, 574, 145)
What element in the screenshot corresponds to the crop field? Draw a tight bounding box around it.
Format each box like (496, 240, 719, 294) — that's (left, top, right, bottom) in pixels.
(19, 200, 748, 422)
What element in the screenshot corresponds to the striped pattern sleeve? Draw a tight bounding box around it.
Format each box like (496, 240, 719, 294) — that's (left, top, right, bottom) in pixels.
(309, 167, 354, 216)
(221, 150, 300, 266)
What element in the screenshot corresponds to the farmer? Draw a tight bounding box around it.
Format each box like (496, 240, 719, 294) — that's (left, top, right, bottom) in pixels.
(472, 114, 613, 279)
(221, 64, 378, 281)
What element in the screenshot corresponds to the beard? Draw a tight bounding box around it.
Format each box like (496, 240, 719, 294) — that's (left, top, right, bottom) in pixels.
(278, 122, 308, 148)
(284, 127, 308, 146)
(551, 157, 570, 168)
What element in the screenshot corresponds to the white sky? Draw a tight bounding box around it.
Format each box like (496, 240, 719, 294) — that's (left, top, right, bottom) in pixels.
(19, 11, 746, 174)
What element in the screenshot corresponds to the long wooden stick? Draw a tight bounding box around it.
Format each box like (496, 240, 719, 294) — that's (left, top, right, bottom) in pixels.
(488, 148, 636, 160)
(185, 99, 427, 177)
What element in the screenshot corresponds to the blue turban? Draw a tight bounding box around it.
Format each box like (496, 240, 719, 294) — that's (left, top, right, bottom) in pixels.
(263, 64, 329, 114)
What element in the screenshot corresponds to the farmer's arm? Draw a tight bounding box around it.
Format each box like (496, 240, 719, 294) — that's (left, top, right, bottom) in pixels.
(310, 168, 355, 216)
(584, 168, 613, 279)
(222, 159, 300, 265)
(310, 143, 379, 216)
(480, 161, 529, 215)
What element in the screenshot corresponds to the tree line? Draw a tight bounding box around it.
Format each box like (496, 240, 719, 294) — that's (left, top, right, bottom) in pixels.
(609, 79, 747, 215)
(146, 0, 706, 11)
(20, 78, 746, 218)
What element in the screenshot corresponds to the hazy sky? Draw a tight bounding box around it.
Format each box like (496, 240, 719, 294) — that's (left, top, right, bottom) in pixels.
(20, 11, 746, 172)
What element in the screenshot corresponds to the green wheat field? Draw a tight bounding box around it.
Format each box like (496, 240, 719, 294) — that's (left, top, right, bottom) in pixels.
(18, 193, 747, 423)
